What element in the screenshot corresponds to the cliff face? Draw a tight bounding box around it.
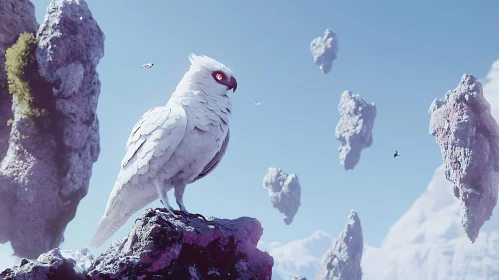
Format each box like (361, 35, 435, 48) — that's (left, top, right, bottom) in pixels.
(1, 209, 274, 280)
(0, 0, 104, 259)
(429, 74, 499, 242)
(315, 210, 363, 280)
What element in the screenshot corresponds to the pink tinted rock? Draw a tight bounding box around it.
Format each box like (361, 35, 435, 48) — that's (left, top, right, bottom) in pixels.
(429, 74, 499, 242)
(88, 208, 274, 280)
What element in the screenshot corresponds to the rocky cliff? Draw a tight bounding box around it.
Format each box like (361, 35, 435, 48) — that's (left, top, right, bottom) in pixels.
(0, 0, 104, 259)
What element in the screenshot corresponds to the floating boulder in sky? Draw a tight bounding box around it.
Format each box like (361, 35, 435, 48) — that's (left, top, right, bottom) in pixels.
(335, 90, 376, 170)
(429, 74, 499, 242)
(0, 0, 104, 259)
(310, 28, 339, 74)
(315, 210, 363, 280)
(263, 167, 302, 225)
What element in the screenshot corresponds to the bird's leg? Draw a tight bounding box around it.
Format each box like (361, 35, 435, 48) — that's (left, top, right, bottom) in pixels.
(173, 184, 208, 222)
(174, 184, 187, 212)
(155, 180, 174, 213)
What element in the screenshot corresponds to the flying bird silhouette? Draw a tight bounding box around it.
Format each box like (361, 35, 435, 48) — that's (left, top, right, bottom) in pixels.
(394, 151, 400, 158)
(90, 54, 237, 247)
(141, 62, 154, 69)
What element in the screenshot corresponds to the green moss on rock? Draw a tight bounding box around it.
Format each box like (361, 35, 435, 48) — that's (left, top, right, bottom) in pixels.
(5, 32, 52, 125)
(6, 119, 13, 126)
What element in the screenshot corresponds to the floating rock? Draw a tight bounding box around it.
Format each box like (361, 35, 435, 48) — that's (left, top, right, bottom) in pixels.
(310, 29, 339, 74)
(335, 91, 376, 170)
(0, 0, 104, 259)
(315, 210, 363, 280)
(429, 74, 499, 242)
(263, 167, 302, 225)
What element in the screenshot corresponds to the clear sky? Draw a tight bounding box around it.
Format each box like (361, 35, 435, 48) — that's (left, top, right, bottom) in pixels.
(22, 0, 499, 257)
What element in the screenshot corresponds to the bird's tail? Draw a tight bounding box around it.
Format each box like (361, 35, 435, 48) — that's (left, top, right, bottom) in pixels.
(89, 215, 127, 248)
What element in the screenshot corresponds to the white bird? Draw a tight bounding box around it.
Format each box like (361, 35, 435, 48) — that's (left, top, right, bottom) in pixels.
(90, 54, 238, 247)
(141, 62, 154, 69)
(254, 101, 263, 106)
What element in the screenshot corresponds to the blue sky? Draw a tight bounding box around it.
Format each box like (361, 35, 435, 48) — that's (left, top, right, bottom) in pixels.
(25, 0, 499, 256)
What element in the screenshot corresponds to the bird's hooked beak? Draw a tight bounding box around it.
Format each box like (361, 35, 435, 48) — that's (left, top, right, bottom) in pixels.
(228, 76, 238, 93)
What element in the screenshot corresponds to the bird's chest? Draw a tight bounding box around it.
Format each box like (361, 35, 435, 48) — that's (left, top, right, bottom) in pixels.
(162, 114, 228, 181)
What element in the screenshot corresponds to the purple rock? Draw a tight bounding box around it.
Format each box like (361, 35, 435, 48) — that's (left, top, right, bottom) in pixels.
(429, 74, 499, 242)
(0, 0, 104, 258)
(315, 210, 363, 280)
(335, 91, 376, 170)
(88, 208, 274, 280)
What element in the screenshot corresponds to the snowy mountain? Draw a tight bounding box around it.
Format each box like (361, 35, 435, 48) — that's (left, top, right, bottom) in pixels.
(262, 165, 499, 280)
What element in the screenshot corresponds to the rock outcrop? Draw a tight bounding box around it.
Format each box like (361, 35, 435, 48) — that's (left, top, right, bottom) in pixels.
(335, 90, 376, 170)
(315, 210, 363, 280)
(263, 167, 302, 225)
(1, 209, 274, 279)
(429, 74, 499, 242)
(0, 248, 92, 280)
(310, 28, 339, 74)
(0, 0, 104, 259)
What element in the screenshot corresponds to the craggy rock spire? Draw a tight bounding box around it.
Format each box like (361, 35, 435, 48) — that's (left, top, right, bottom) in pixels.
(0, 0, 104, 259)
(429, 74, 499, 242)
(263, 167, 302, 225)
(335, 90, 376, 170)
(315, 210, 363, 280)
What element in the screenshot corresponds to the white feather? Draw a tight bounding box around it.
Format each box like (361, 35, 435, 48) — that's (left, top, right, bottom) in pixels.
(90, 54, 234, 247)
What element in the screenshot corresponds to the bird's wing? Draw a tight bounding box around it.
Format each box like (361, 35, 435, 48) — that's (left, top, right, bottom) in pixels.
(89, 104, 187, 247)
(192, 129, 230, 182)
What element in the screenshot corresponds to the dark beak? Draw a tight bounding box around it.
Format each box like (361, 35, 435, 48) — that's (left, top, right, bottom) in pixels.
(228, 76, 238, 93)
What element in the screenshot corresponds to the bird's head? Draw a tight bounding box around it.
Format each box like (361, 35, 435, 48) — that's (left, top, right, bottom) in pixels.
(177, 54, 238, 95)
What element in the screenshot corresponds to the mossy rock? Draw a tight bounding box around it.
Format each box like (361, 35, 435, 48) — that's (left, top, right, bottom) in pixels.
(6, 119, 13, 126)
(5, 32, 52, 125)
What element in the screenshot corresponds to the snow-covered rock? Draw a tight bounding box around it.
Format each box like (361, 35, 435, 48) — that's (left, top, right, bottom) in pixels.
(429, 73, 499, 242)
(315, 210, 363, 280)
(263, 167, 302, 225)
(335, 90, 376, 170)
(310, 28, 339, 74)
